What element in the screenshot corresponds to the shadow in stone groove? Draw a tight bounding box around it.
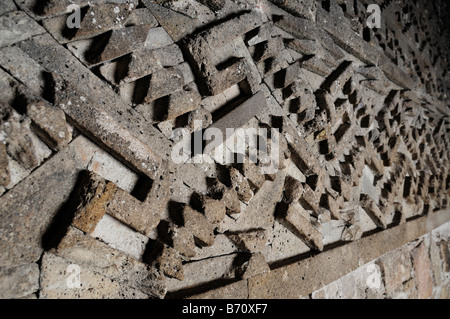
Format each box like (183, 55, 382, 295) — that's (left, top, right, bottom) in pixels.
(41, 71, 56, 104)
(41, 170, 89, 251)
(167, 200, 186, 226)
(33, 0, 50, 15)
(164, 278, 240, 299)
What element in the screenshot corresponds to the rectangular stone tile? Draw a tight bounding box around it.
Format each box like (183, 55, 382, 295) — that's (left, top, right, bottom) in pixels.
(316, 7, 379, 65)
(90, 214, 149, 261)
(205, 91, 266, 147)
(53, 226, 166, 298)
(0, 136, 98, 267)
(39, 252, 149, 299)
(0, 263, 39, 298)
(376, 246, 413, 295)
(26, 98, 72, 151)
(87, 24, 152, 65)
(166, 253, 237, 293)
(273, 13, 317, 41)
(54, 77, 165, 179)
(0, 46, 45, 95)
(71, 171, 117, 234)
(0, 11, 45, 47)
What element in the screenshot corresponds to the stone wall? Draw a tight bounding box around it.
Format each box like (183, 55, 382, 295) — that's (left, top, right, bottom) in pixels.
(310, 221, 450, 299)
(0, 0, 449, 299)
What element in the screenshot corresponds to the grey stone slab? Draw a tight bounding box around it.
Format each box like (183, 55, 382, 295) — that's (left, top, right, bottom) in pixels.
(0, 136, 98, 267)
(0, 0, 17, 16)
(40, 252, 149, 299)
(0, 46, 45, 95)
(53, 226, 166, 298)
(0, 263, 39, 298)
(0, 11, 45, 47)
(206, 91, 267, 145)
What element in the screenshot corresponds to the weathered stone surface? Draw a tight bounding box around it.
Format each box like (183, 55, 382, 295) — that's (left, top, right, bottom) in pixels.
(360, 194, 387, 229)
(316, 6, 379, 65)
(40, 252, 149, 299)
(273, 13, 317, 41)
(0, 0, 16, 15)
(36, 0, 139, 17)
(411, 242, 433, 299)
(240, 157, 266, 189)
(229, 170, 286, 232)
(0, 263, 39, 298)
(106, 186, 163, 236)
(26, 99, 71, 151)
(376, 246, 413, 295)
(90, 214, 148, 260)
(0, 46, 45, 95)
(440, 240, 450, 273)
(278, 117, 320, 176)
(341, 225, 363, 242)
(191, 234, 237, 261)
(182, 206, 215, 247)
(87, 25, 151, 64)
(0, 143, 10, 187)
(54, 226, 166, 298)
(276, 202, 323, 251)
(125, 7, 158, 27)
(165, 253, 237, 293)
(182, 11, 263, 95)
(322, 61, 354, 95)
(299, 184, 319, 212)
(226, 229, 268, 253)
(0, 105, 40, 171)
(121, 49, 163, 84)
(268, 0, 316, 20)
(143, 0, 201, 42)
(71, 171, 117, 234)
(74, 3, 136, 40)
(206, 91, 267, 145)
(54, 77, 166, 180)
(145, 67, 184, 103)
(159, 222, 196, 260)
(197, 0, 225, 12)
(208, 179, 241, 216)
(0, 136, 98, 267)
(15, 30, 176, 161)
(229, 167, 253, 203)
(191, 193, 226, 226)
(146, 241, 184, 281)
(235, 252, 270, 279)
(1, 0, 449, 300)
(0, 11, 45, 47)
(165, 86, 202, 121)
